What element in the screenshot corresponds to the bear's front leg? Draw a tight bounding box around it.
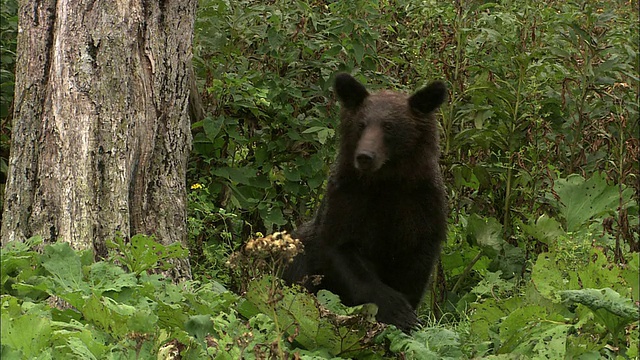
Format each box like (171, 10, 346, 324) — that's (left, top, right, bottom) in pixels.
(318, 245, 419, 332)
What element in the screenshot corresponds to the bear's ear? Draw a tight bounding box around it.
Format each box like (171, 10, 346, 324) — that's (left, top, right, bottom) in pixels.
(408, 81, 447, 115)
(334, 73, 369, 109)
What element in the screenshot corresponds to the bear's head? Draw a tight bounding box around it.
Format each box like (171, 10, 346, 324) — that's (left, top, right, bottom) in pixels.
(333, 73, 447, 177)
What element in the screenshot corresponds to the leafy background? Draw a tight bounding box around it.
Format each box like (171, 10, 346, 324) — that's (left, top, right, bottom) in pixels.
(1, 0, 639, 359)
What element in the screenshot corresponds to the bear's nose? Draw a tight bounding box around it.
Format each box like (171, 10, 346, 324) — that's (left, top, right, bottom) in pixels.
(355, 152, 375, 170)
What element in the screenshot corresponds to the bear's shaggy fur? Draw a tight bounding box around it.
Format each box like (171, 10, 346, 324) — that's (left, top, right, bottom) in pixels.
(283, 73, 448, 331)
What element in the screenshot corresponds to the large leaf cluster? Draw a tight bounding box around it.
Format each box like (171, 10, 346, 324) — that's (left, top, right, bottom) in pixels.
(1, 237, 462, 359)
(1, 237, 239, 359)
(0, 0, 638, 358)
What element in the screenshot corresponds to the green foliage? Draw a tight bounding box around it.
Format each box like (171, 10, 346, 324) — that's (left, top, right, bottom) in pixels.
(440, 171, 638, 358)
(1, 236, 481, 359)
(465, 235, 640, 359)
(553, 173, 635, 232)
(188, 0, 406, 253)
(1, 236, 239, 359)
(383, 327, 464, 360)
(242, 276, 377, 357)
(560, 288, 639, 342)
(187, 183, 243, 283)
(107, 234, 189, 275)
(1, 0, 638, 358)
(0, 0, 18, 209)
(468, 266, 637, 359)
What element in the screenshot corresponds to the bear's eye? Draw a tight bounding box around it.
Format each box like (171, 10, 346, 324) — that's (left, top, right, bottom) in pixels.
(382, 122, 394, 131)
(357, 121, 366, 131)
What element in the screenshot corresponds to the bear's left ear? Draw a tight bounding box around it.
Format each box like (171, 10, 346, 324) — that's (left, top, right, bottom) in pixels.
(408, 81, 447, 115)
(334, 73, 369, 109)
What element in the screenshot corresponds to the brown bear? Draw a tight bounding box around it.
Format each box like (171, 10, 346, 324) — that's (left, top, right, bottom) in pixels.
(283, 73, 448, 332)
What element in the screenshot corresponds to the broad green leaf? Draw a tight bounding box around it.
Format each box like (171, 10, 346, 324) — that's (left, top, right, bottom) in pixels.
(1, 236, 43, 254)
(155, 301, 188, 330)
(317, 290, 377, 319)
(302, 126, 329, 134)
(185, 314, 215, 342)
(88, 262, 138, 295)
(559, 288, 639, 335)
(554, 173, 634, 232)
(576, 248, 622, 290)
(493, 244, 525, 279)
(67, 337, 99, 360)
(517, 214, 565, 245)
(317, 129, 333, 144)
(352, 42, 364, 64)
(1, 237, 45, 298)
(499, 305, 547, 344)
(622, 253, 639, 301)
(491, 297, 570, 358)
(81, 295, 136, 339)
(302, 126, 335, 144)
(108, 235, 188, 275)
(1, 302, 52, 359)
(466, 214, 504, 257)
(183, 281, 237, 315)
(211, 167, 249, 185)
(259, 205, 287, 227)
(244, 276, 372, 356)
(384, 329, 440, 360)
(531, 253, 566, 300)
(471, 271, 514, 297)
(41, 242, 90, 296)
(527, 323, 570, 359)
(469, 298, 506, 341)
(127, 301, 158, 333)
(283, 166, 301, 182)
(414, 327, 464, 359)
(0, 345, 24, 360)
(203, 116, 225, 142)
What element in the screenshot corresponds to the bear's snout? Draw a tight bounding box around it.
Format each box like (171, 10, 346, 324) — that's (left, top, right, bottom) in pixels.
(354, 126, 386, 172)
(355, 151, 376, 171)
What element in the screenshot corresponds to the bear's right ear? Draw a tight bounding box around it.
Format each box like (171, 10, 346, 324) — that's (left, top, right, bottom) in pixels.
(334, 73, 369, 109)
(408, 81, 447, 115)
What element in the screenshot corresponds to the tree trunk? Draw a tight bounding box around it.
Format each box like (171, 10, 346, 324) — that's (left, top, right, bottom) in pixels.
(1, 0, 196, 279)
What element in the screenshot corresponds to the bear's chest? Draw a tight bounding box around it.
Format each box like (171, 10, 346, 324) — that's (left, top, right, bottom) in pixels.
(329, 185, 426, 252)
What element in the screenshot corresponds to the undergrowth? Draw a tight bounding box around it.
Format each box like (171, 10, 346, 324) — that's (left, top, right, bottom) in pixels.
(1, 0, 638, 359)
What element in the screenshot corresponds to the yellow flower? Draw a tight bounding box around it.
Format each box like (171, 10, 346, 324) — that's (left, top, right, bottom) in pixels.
(191, 183, 204, 190)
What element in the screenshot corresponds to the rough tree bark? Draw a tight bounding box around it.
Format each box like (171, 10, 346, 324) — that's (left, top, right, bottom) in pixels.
(1, 0, 197, 279)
